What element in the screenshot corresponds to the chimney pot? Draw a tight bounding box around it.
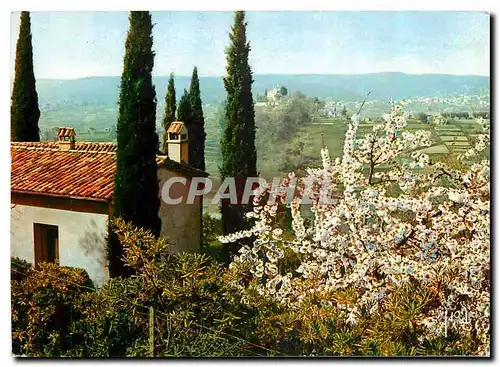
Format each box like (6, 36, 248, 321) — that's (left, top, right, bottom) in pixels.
(57, 127, 76, 151)
(166, 121, 189, 164)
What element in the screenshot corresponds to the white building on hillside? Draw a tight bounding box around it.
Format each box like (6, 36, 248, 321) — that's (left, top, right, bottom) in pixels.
(11, 124, 207, 286)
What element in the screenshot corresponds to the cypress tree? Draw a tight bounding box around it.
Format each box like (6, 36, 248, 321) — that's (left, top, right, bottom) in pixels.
(161, 73, 176, 153)
(177, 89, 192, 125)
(11, 11, 40, 142)
(108, 11, 161, 277)
(188, 66, 207, 247)
(188, 66, 206, 172)
(220, 11, 257, 264)
(175, 89, 192, 165)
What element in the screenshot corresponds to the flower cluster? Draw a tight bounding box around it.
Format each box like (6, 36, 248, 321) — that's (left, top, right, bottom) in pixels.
(220, 105, 490, 355)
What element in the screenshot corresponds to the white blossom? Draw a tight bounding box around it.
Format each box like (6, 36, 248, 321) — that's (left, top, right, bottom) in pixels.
(221, 105, 490, 355)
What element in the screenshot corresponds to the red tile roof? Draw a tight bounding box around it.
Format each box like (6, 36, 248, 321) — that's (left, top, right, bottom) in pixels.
(11, 141, 117, 153)
(11, 142, 208, 202)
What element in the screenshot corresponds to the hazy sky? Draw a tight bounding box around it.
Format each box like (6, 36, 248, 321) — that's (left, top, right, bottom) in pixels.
(10, 11, 490, 79)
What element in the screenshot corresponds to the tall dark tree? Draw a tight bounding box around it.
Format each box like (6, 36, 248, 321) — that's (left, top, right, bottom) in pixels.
(108, 11, 161, 277)
(177, 89, 192, 126)
(11, 11, 40, 142)
(161, 73, 176, 153)
(219, 11, 257, 264)
(188, 66, 206, 172)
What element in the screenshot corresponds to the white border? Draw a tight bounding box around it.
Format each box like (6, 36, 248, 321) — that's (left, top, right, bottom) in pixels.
(1, 1, 496, 366)
(1, 0, 498, 11)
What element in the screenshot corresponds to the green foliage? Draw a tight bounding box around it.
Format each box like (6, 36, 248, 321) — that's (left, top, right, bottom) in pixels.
(473, 111, 490, 119)
(189, 66, 207, 172)
(79, 219, 257, 356)
(226, 262, 484, 356)
(220, 10, 257, 180)
(220, 11, 257, 261)
(11, 219, 485, 356)
(441, 111, 471, 119)
(201, 242, 226, 264)
(176, 89, 191, 125)
(161, 73, 176, 153)
(11, 220, 259, 357)
(109, 11, 161, 277)
(201, 213, 225, 263)
(414, 112, 429, 123)
(11, 11, 40, 142)
(73, 277, 149, 357)
(202, 212, 223, 243)
(277, 137, 306, 172)
(256, 92, 322, 174)
(11, 260, 93, 356)
(11, 257, 31, 281)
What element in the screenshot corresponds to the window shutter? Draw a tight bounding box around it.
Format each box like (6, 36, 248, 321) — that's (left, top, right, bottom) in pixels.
(33, 223, 43, 264)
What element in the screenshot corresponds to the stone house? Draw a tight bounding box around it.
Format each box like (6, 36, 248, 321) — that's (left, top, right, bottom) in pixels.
(10, 124, 207, 286)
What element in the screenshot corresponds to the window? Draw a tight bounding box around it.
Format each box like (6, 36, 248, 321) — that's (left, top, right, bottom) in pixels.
(180, 134, 187, 140)
(33, 223, 59, 264)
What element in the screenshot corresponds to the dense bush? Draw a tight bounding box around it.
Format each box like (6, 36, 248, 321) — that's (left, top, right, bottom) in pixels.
(201, 213, 226, 263)
(109, 218, 258, 356)
(11, 257, 31, 282)
(225, 269, 481, 356)
(11, 219, 259, 357)
(11, 260, 93, 356)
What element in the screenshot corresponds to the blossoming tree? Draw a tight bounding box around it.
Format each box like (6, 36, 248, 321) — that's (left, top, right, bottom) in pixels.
(220, 104, 490, 355)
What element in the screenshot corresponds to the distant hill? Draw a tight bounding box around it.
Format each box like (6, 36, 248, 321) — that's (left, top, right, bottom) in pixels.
(35, 73, 489, 107)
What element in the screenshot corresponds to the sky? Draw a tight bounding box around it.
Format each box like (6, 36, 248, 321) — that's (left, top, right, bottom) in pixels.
(10, 11, 490, 79)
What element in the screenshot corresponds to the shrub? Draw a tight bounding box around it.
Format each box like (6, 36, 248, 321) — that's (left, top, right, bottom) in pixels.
(71, 218, 259, 357)
(11, 260, 93, 356)
(11, 257, 31, 282)
(72, 277, 149, 357)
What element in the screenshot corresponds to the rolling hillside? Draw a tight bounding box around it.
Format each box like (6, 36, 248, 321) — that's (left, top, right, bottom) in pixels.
(35, 73, 490, 107)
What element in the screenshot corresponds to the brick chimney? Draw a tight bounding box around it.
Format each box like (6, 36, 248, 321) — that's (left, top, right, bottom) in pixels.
(57, 127, 76, 151)
(166, 122, 189, 164)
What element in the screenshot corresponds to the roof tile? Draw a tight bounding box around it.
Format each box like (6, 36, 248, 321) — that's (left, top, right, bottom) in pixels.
(166, 121, 185, 134)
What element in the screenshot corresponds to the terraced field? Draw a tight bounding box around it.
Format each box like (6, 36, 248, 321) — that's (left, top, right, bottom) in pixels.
(201, 117, 489, 212)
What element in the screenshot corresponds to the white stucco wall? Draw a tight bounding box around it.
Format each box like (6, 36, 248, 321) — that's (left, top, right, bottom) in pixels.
(158, 169, 202, 253)
(11, 204, 109, 286)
